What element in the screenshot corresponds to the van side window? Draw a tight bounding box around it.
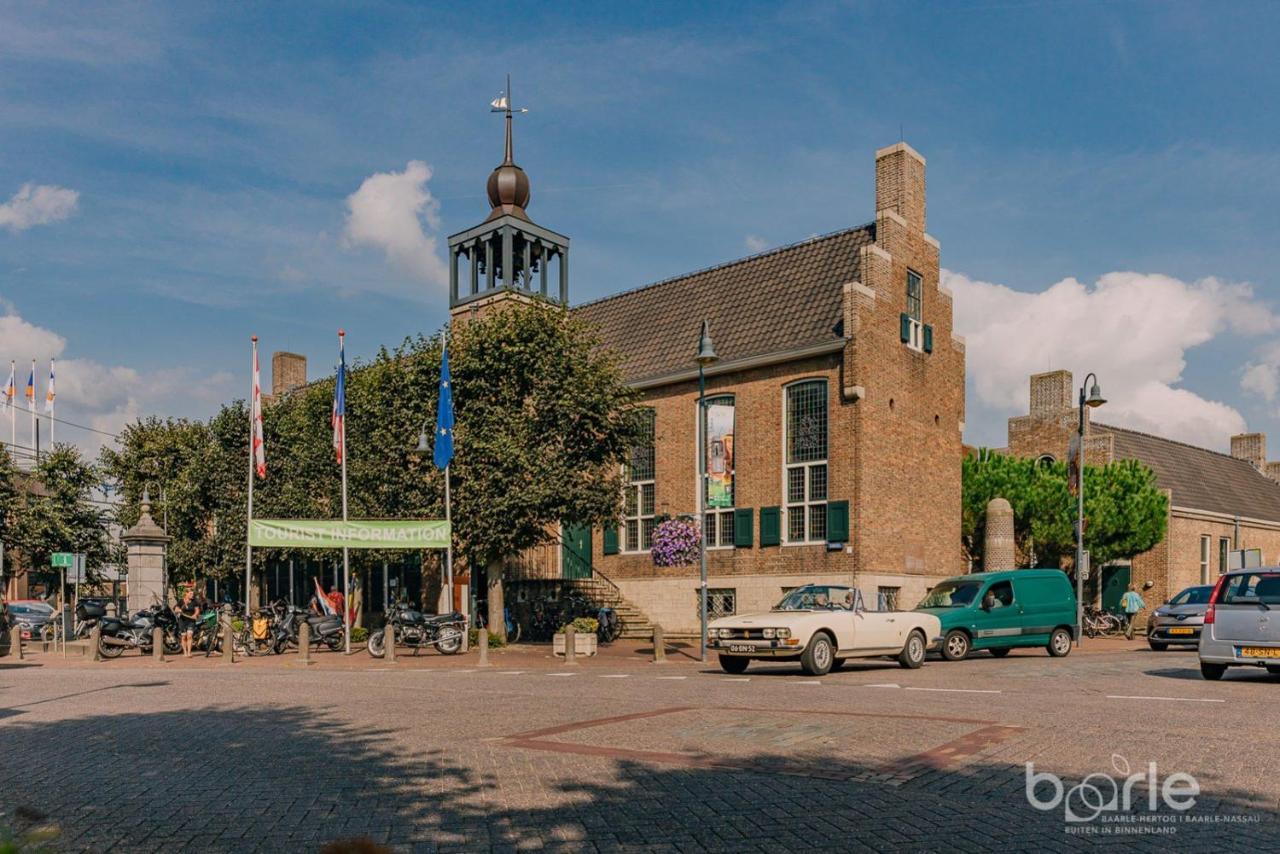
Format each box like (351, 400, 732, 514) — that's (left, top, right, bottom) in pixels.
(985, 581, 1014, 608)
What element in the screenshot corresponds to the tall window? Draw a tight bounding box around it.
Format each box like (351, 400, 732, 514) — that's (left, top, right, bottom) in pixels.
(1219, 537, 1231, 575)
(1200, 535, 1211, 584)
(784, 379, 828, 543)
(905, 269, 924, 350)
(701, 394, 736, 548)
(624, 408, 656, 552)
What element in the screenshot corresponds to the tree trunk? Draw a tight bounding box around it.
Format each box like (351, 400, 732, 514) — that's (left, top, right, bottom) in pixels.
(487, 558, 506, 643)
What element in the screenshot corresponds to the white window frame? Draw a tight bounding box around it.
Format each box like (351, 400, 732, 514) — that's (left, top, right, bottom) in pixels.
(905, 269, 924, 352)
(698, 393, 736, 550)
(1199, 535, 1211, 584)
(623, 409, 656, 554)
(782, 378, 829, 545)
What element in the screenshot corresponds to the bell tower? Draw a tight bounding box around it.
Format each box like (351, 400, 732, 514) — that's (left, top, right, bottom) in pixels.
(447, 77, 570, 315)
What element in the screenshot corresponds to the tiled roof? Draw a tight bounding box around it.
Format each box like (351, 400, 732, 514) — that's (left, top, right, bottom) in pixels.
(573, 225, 874, 384)
(1099, 423, 1280, 522)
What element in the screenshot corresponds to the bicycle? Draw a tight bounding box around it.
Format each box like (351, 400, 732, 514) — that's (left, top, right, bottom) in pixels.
(1083, 606, 1123, 638)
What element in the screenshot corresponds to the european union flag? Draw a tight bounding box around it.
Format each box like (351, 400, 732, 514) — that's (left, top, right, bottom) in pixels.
(434, 339, 454, 470)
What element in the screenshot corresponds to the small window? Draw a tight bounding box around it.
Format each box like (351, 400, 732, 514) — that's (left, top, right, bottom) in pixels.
(1218, 537, 1231, 576)
(1199, 535, 1212, 584)
(877, 586, 900, 611)
(705, 588, 736, 619)
(1036, 454, 1056, 466)
(983, 581, 1014, 608)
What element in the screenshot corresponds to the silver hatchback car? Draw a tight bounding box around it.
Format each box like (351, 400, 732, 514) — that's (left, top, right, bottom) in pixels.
(1198, 568, 1280, 680)
(1148, 584, 1213, 650)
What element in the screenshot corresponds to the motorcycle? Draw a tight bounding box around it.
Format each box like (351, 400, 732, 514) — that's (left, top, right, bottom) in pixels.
(97, 601, 180, 658)
(368, 603, 466, 657)
(596, 606, 621, 644)
(276, 602, 346, 652)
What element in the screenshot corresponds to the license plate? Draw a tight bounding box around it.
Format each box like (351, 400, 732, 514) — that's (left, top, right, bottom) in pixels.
(1238, 646, 1280, 658)
(1168, 627, 1194, 635)
(728, 644, 754, 654)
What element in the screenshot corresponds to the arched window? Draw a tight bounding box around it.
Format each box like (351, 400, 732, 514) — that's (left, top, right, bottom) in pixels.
(784, 379, 828, 543)
(623, 408, 656, 552)
(701, 394, 735, 548)
(1036, 454, 1056, 466)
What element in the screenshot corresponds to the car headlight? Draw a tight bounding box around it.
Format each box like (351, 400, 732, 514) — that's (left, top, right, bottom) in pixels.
(762, 628, 775, 639)
(707, 628, 719, 639)
(776, 628, 791, 639)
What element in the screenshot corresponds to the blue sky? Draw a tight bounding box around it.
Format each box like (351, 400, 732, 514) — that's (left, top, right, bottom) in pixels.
(1, 1, 1279, 456)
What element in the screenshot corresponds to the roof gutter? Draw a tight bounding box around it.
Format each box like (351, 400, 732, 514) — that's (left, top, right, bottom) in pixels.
(1170, 505, 1280, 530)
(627, 339, 846, 390)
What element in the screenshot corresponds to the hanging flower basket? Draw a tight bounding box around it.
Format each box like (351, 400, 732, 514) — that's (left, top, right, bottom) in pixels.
(650, 517, 701, 567)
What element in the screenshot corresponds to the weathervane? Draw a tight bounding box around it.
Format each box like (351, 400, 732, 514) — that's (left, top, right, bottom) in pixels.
(490, 74, 527, 165)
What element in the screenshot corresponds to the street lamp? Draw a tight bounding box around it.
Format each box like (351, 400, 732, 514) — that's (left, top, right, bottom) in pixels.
(695, 320, 719, 663)
(1075, 373, 1106, 645)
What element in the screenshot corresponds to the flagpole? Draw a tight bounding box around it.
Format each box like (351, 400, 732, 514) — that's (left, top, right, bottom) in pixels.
(246, 337, 257, 618)
(47, 359, 54, 447)
(8, 361, 14, 451)
(339, 330, 351, 655)
(29, 359, 35, 458)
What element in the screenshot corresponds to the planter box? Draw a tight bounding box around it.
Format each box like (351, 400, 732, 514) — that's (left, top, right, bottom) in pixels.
(553, 632, 597, 657)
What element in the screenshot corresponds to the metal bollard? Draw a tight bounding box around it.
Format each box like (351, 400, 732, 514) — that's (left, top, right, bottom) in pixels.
(153, 627, 165, 662)
(221, 623, 235, 664)
(10, 625, 22, 660)
(564, 625, 578, 666)
(477, 628, 491, 666)
(461, 620, 469, 654)
(652, 624, 666, 664)
(90, 625, 101, 662)
(298, 621, 312, 665)
(384, 623, 396, 663)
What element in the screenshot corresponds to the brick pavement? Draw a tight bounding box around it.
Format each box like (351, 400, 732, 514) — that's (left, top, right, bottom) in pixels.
(1, 644, 1277, 852)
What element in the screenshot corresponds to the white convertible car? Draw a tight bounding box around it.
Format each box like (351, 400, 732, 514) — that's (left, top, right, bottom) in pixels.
(707, 584, 943, 675)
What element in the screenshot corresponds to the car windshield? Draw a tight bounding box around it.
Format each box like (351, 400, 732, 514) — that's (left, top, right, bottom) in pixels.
(1169, 586, 1213, 606)
(917, 581, 982, 608)
(774, 585, 854, 611)
(8, 603, 53, 616)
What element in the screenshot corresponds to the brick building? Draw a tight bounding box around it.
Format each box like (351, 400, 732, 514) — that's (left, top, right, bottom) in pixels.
(1007, 370, 1280, 616)
(445, 105, 966, 632)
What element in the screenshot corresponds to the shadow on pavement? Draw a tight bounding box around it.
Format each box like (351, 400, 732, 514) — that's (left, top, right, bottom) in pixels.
(1, 704, 1278, 851)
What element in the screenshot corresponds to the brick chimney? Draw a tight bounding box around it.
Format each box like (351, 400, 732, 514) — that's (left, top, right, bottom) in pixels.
(1266, 461, 1280, 483)
(1029, 370, 1073, 417)
(272, 351, 307, 397)
(875, 142, 926, 233)
(1230, 432, 1266, 470)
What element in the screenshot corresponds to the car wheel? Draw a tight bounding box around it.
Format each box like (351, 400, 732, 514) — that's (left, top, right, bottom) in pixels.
(718, 655, 749, 674)
(1047, 628, 1073, 657)
(1200, 662, 1227, 681)
(941, 630, 970, 661)
(988, 647, 1011, 658)
(800, 633, 834, 676)
(1148, 641, 1168, 652)
(897, 631, 926, 669)
(1266, 665, 1280, 676)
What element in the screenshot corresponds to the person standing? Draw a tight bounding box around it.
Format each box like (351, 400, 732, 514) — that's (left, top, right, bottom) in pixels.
(177, 587, 200, 657)
(1121, 583, 1146, 640)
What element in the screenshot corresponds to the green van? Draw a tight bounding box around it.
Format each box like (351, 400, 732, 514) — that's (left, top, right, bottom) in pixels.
(915, 569, 1077, 660)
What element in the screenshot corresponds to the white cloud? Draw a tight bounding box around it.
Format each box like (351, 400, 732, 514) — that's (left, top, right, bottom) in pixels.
(342, 160, 447, 286)
(0, 183, 79, 232)
(744, 234, 768, 253)
(0, 306, 234, 461)
(947, 269, 1274, 450)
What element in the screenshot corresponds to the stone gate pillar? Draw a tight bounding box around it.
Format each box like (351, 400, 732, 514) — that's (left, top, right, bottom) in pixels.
(123, 491, 170, 614)
(983, 497, 1016, 572)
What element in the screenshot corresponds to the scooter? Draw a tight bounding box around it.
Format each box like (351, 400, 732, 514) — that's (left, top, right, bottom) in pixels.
(276, 602, 345, 652)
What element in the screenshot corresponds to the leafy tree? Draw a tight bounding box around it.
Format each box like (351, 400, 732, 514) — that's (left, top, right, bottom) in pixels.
(12, 446, 116, 584)
(963, 449, 1167, 569)
(0, 446, 20, 593)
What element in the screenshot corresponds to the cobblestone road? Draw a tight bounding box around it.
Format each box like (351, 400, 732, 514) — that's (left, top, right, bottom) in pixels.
(2, 644, 1278, 852)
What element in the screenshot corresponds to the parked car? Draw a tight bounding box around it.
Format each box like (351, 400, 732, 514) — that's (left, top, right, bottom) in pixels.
(914, 569, 1077, 660)
(1147, 584, 1213, 651)
(1198, 568, 1280, 680)
(5, 600, 56, 641)
(707, 584, 942, 676)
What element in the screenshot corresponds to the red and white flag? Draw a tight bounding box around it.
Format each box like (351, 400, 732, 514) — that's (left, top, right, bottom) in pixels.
(332, 330, 346, 465)
(251, 337, 266, 478)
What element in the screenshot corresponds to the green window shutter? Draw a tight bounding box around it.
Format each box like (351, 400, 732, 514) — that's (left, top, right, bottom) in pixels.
(899, 312, 911, 343)
(826, 500, 850, 544)
(759, 507, 781, 547)
(733, 508, 754, 548)
(923, 324, 934, 353)
(602, 526, 619, 556)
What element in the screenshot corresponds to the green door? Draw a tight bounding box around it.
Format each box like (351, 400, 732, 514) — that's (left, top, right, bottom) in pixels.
(562, 523, 593, 579)
(1101, 565, 1131, 615)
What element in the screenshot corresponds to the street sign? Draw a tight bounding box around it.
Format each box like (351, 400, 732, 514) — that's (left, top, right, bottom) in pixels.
(51, 552, 75, 568)
(1080, 550, 1091, 581)
(249, 519, 450, 549)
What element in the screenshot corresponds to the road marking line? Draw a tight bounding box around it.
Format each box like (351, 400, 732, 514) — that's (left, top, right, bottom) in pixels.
(600, 674, 630, 678)
(497, 671, 526, 675)
(453, 669, 476, 674)
(795, 680, 822, 685)
(655, 676, 687, 680)
(863, 683, 900, 689)
(1106, 695, 1225, 703)
(547, 672, 577, 677)
(905, 687, 1002, 694)
(721, 677, 750, 682)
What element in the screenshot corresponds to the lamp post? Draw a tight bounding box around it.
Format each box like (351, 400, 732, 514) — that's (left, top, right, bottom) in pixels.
(695, 320, 719, 662)
(1075, 373, 1106, 645)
